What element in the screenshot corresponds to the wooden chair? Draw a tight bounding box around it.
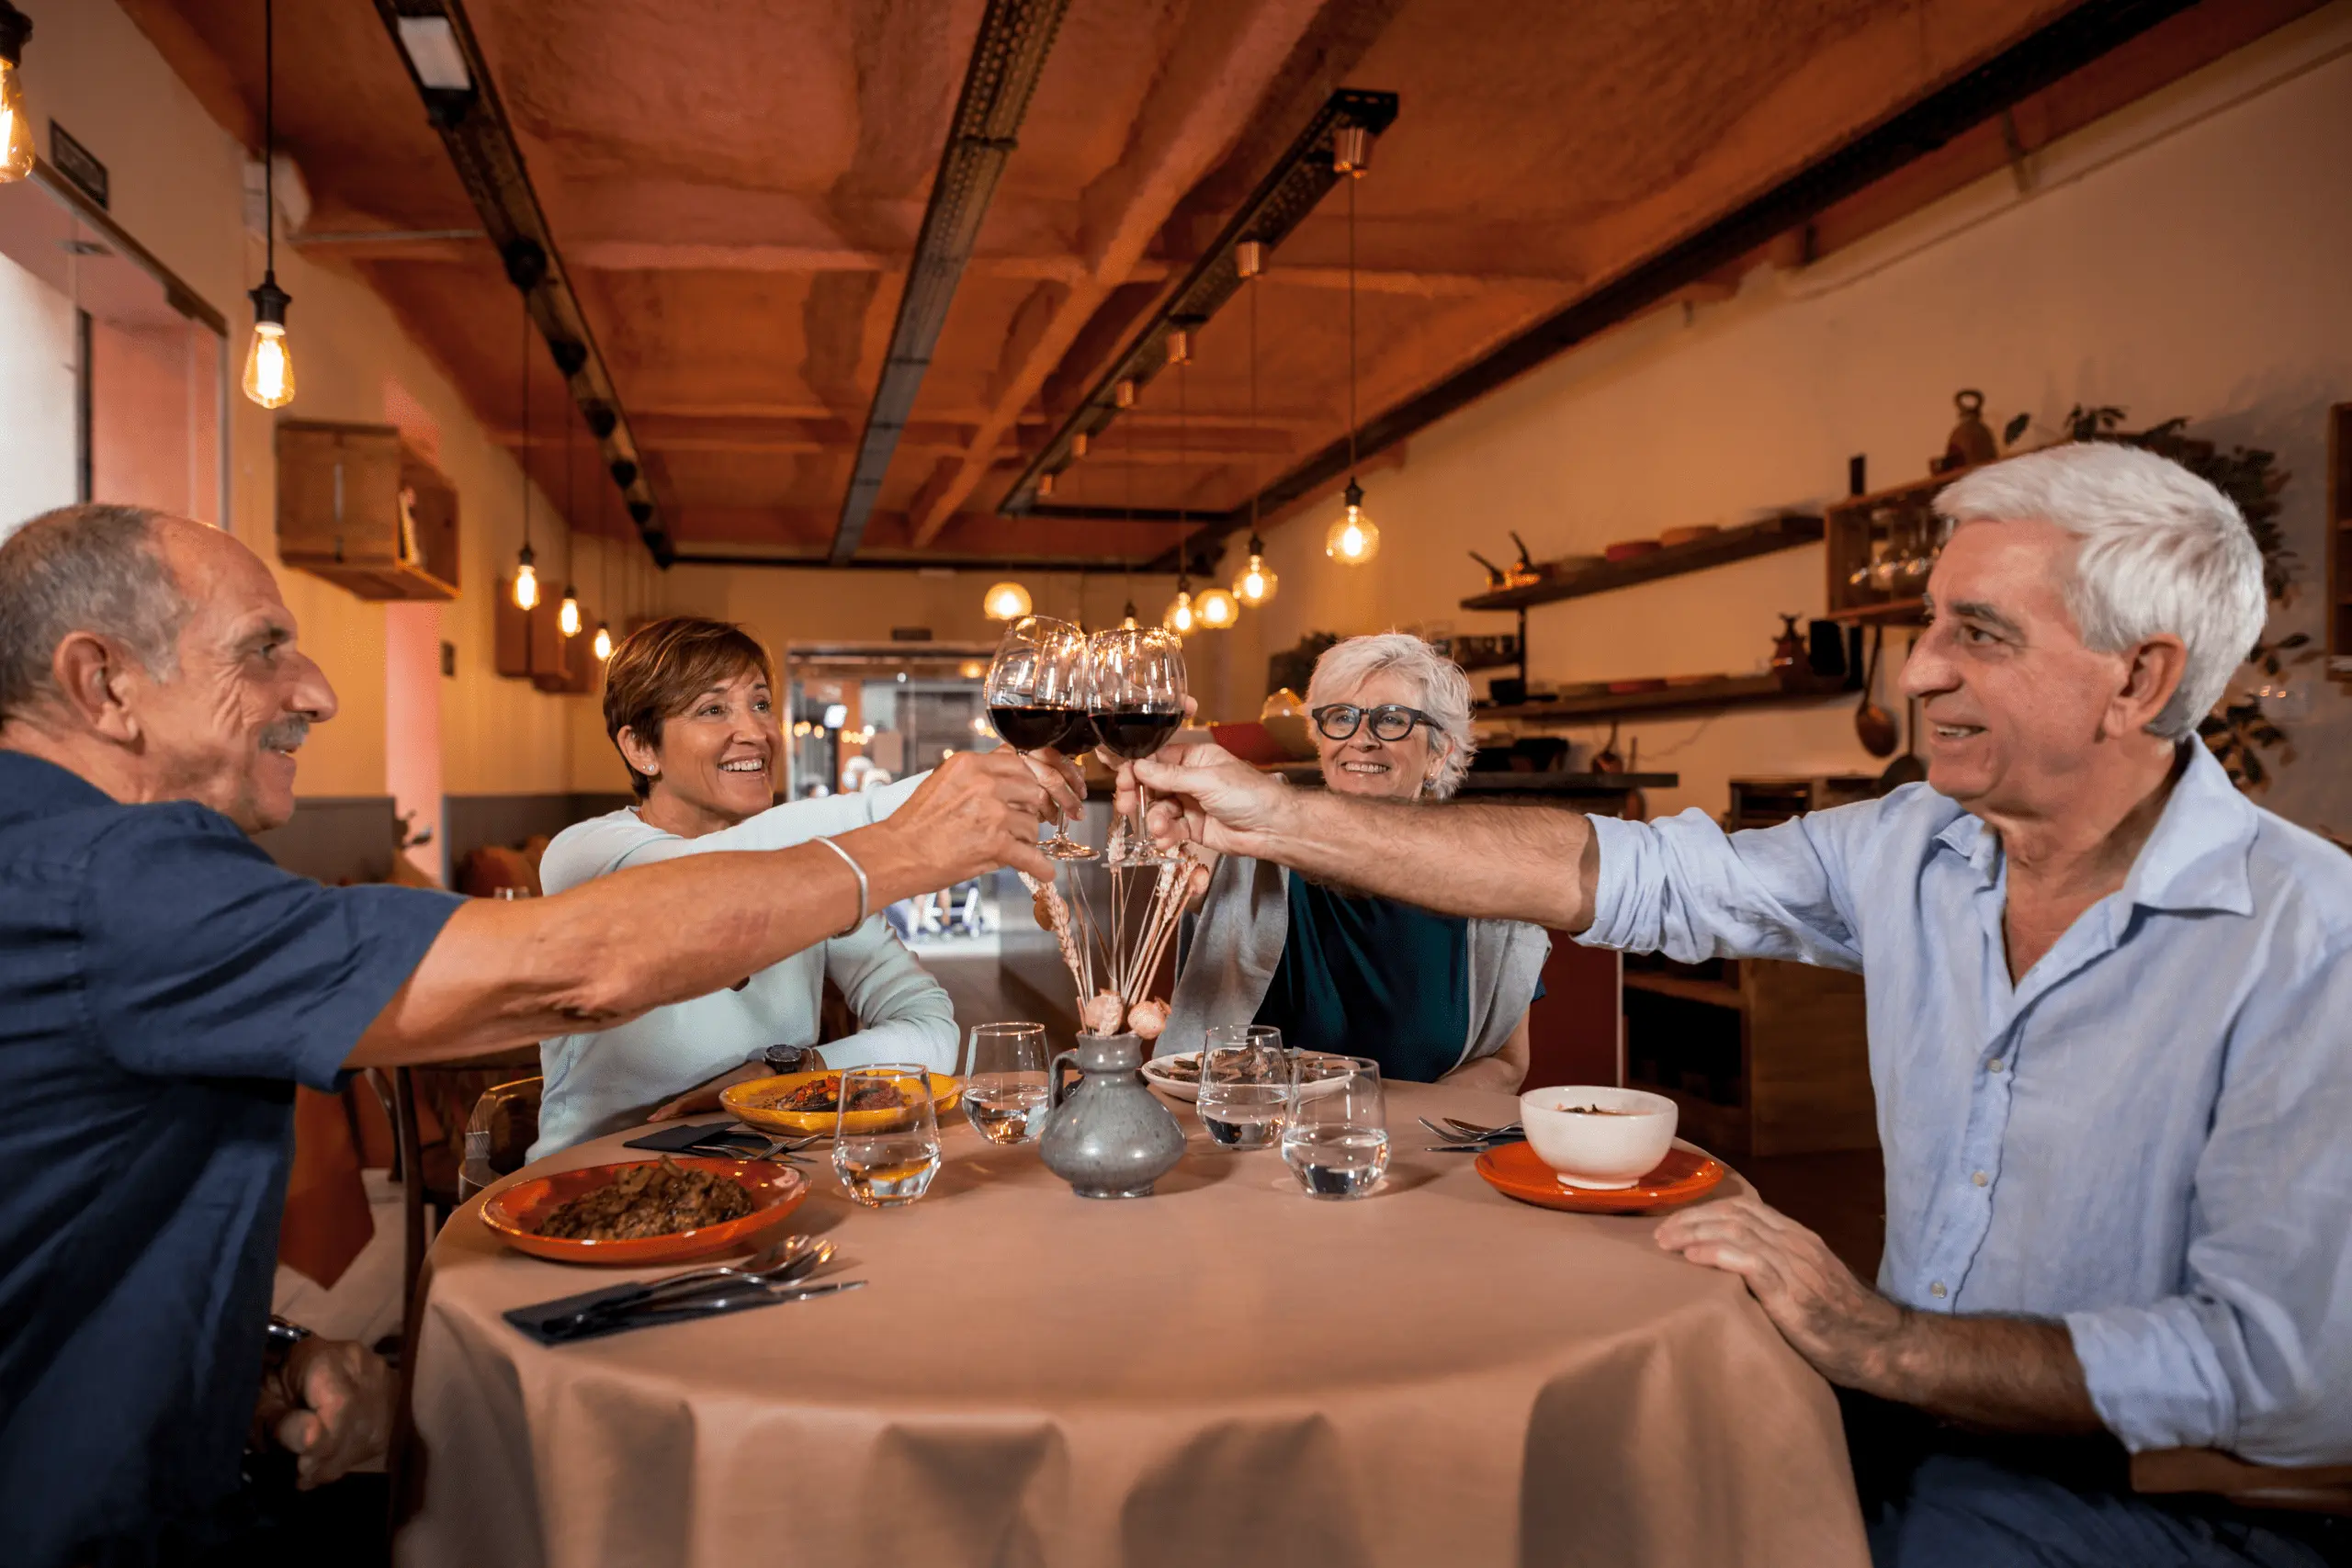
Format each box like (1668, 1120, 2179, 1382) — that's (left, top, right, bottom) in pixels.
(457, 1076, 544, 1201)
(2132, 1449, 2352, 1517)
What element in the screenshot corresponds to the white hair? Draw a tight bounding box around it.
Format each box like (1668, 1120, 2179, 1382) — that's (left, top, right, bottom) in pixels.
(1935, 443, 2265, 740)
(1306, 632, 1476, 798)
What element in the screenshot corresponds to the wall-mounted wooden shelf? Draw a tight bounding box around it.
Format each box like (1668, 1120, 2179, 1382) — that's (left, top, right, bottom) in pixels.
(1824, 465, 1984, 624)
(276, 421, 459, 602)
(1461, 513, 1825, 612)
(1826, 596, 1927, 626)
(1481, 671, 1853, 726)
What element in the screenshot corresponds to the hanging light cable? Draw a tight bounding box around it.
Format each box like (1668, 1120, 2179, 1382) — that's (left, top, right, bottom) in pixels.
(1232, 240, 1277, 607)
(591, 468, 614, 661)
(241, 0, 296, 409)
(1163, 331, 1199, 635)
(512, 291, 539, 610)
(0, 4, 36, 184)
(1325, 136, 1379, 566)
(557, 396, 582, 637)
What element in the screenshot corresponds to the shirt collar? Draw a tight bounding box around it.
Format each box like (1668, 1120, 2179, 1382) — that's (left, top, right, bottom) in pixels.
(1930, 743, 2257, 917)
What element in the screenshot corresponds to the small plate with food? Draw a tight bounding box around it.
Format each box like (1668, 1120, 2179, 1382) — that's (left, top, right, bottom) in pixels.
(722, 1069, 962, 1135)
(481, 1156, 809, 1265)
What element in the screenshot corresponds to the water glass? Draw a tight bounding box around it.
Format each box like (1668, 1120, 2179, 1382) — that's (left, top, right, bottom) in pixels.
(1197, 1024, 1290, 1150)
(1280, 1055, 1388, 1200)
(832, 1064, 942, 1206)
(963, 1022, 1051, 1145)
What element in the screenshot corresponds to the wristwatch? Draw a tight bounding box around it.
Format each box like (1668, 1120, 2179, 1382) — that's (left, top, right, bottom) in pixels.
(761, 1043, 818, 1074)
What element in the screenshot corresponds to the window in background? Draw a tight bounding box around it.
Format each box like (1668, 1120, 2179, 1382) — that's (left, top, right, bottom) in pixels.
(0, 164, 224, 542)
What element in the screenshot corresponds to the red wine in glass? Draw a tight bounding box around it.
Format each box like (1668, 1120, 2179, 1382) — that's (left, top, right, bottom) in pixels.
(1090, 710, 1182, 760)
(989, 704, 1086, 753)
(983, 616, 1097, 861)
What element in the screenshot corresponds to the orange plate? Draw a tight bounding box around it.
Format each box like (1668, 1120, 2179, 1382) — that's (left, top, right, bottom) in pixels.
(480, 1157, 810, 1266)
(1474, 1142, 1726, 1213)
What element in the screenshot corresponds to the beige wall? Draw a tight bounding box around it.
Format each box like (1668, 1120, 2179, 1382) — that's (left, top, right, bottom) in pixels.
(1221, 6, 2352, 834)
(17, 0, 587, 802)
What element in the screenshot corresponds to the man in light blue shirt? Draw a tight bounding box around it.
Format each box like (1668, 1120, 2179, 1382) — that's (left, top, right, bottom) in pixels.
(1125, 444, 2348, 1564)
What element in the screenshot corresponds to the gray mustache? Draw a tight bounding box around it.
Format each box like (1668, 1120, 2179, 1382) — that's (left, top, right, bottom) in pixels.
(259, 717, 311, 752)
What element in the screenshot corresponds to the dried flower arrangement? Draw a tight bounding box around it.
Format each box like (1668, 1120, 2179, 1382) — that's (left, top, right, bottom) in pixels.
(1021, 848, 1208, 1042)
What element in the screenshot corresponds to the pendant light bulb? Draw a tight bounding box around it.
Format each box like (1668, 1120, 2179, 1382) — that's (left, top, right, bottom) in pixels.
(593, 622, 613, 662)
(1162, 582, 1195, 637)
(242, 279, 296, 410)
(1193, 586, 1238, 630)
(1325, 479, 1380, 565)
(1120, 599, 1139, 629)
(0, 16, 34, 186)
(513, 543, 539, 610)
(1232, 535, 1277, 606)
(982, 581, 1033, 622)
(558, 585, 582, 638)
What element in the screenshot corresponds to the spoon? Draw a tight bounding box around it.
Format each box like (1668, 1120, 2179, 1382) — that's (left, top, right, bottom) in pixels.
(1855, 625, 1897, 758)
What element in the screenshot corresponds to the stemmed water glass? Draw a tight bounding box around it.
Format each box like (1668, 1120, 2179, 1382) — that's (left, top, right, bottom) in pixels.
(1197, 1024, 1291, 1150)
(1084, 626, 1186, 864)
(985, 615, 1097, 861)
(962, 1022, 1051, 1145)
(832, 1065, 942, 1207)
(1280, 1056, 1388, 1200)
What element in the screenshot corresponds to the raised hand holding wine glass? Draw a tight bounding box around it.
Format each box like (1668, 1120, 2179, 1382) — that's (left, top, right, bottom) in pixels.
(1085, 626, 1187, 865)
(985, 615, 1097, 861)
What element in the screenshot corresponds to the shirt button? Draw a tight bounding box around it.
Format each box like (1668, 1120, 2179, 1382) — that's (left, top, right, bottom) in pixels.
(1972, 1171, 1988, 1187)
(1986, 1058, 2006, 1073)
(1929, 1281, 1948, 1299)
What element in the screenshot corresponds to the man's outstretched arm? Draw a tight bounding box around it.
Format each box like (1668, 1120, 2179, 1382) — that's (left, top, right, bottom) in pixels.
(1125, 740, 1601, 931)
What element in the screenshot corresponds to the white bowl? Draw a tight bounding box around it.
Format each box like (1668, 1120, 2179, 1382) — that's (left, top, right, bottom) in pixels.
(1519, 1085, 1678, 1190)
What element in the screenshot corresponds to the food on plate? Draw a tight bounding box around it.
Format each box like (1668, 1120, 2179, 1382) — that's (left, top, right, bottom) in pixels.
(1155, 1054, 1202, 1083)
(747, 1074, 907, 1115)
(535, 1157, 752, 1241)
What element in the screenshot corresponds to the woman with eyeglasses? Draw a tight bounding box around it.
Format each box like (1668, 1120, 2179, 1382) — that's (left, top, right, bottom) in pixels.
(1160, 633, 1548, 1088)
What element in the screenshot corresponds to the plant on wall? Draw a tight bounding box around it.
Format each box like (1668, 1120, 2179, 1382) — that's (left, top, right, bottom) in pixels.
(2062, 406, 2312, 790)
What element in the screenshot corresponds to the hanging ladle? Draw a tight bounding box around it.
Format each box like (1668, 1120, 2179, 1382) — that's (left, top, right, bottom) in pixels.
(1855, 624, 1898, 758)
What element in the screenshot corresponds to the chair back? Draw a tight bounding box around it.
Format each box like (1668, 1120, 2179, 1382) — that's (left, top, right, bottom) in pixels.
(457, 1076, 545, 1201)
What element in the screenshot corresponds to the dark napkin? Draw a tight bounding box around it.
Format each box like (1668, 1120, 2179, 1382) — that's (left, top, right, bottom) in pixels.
(621, 1121, 772, 1156)
(504, 1277, 852, 1346)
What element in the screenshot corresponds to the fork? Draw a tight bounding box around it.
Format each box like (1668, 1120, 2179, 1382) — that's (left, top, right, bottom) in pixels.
(1442, 1117, 1522, 1140)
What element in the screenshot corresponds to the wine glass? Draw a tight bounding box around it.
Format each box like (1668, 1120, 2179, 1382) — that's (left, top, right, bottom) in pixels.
(985, 615, 1097, 861)
(1280, 1056, 1388, 1200)
(962, 1022, 1050, 1145)
(1197, 1024, 1290, 1150)
(1084, 626, 1187, 864)
(831, 1065, 942, 1206)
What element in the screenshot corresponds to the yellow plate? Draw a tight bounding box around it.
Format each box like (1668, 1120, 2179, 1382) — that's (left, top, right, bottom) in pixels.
(721, 1069, 963, 1134)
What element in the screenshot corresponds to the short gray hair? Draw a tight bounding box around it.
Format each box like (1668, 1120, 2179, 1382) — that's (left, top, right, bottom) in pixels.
(1306, 632, 1476, 797)
(1936, 443, 2265, 740)
(0, 504, 192, 723)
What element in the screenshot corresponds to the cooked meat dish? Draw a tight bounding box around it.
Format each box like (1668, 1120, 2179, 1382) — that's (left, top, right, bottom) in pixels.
(536, 1157, 754, 1241)
(1158, 1055, 1202, 1083)
(750, 1073, 909, 1114)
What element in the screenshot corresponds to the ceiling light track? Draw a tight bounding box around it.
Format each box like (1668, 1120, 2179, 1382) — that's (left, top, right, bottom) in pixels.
(827, 0, 1074, 566)
(996, 87, 1397, 520)
(671, 551, 1187, 577)
(372, 0, 673, 566)
(1162, 0, 2201, 570)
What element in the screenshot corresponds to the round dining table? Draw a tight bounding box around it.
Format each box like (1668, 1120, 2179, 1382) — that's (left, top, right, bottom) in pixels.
(397, 1078, 1868, 1568)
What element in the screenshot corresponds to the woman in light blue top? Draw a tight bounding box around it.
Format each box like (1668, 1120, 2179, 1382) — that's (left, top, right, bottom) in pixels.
(531, 618, 954, 1156)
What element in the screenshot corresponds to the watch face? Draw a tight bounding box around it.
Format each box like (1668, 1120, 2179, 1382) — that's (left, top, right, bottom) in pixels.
(763, 1045, 809, 1071)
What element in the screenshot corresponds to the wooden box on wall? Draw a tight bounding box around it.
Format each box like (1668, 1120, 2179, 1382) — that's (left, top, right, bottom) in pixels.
(277, 421, 459, 601)
(1824, 465, 1984, 626)
(494, 589, 580, 691)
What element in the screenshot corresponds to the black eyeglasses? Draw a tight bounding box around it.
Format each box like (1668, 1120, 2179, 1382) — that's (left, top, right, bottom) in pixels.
(1312, 703, 1439, 742)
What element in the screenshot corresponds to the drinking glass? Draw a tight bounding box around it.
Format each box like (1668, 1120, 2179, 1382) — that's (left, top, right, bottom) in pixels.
(1085, 626, 1187, 864)
(832, 1064, 942, 1206)
(1280, 1055, 1389, 1200)
(986, 615, 1097, 861)
(962, 1022, 1051, 1145)
(1197, 1024, 1291, 1150)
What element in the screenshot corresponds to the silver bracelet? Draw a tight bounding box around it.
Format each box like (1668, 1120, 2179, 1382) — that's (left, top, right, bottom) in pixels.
(811, 836, 869, 937)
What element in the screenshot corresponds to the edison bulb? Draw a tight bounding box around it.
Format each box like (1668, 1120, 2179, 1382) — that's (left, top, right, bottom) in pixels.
(1233, 552, 1277, 606)
(0, 58, 34, 184)
(558, 588, 582, 638)
(1194, 586, 1238, 629)
(1325, 502, 1380, 565)
(242, 321, 296, 409)
(1162, 589, 1195, 636)
(593, 623, 613, 661)
(513, 558, 539, 610)
(983, 581, 1033, 621)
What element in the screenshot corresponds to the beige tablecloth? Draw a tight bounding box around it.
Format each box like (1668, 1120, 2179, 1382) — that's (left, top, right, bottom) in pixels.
(399, 1081, 1867, 1568)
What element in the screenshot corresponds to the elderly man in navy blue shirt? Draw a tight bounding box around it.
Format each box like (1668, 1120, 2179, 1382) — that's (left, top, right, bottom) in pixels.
(1124, 445, 2349, 1566)
(0, 503, 1080, 1567)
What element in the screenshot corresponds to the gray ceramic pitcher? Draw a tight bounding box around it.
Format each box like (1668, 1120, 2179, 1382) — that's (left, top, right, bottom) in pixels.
(1038, 1032, 1187, 1199)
